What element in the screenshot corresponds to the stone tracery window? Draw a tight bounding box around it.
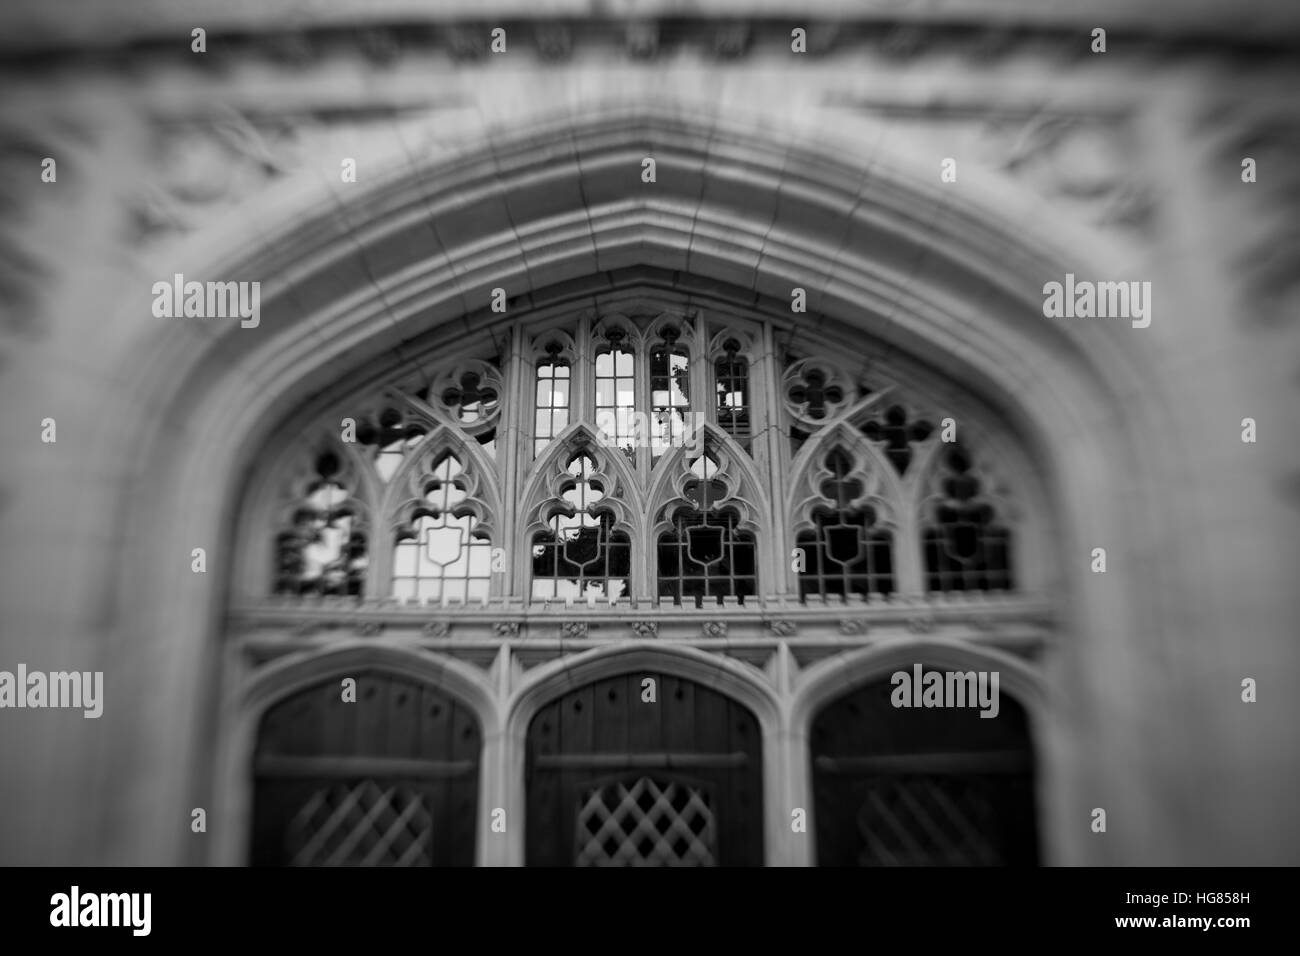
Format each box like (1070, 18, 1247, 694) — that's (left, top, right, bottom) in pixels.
(256, 312, 1035, 606)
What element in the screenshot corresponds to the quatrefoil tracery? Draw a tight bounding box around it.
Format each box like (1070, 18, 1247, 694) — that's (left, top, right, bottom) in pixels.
(425, 359, 504, 439)
(783, 358, 855, 427)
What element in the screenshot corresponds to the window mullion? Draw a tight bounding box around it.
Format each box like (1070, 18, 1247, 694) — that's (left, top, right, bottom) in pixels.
(574, 316, 592, 428)
(692, 310, 711, 431)
(896, 467, 924, 598)
(761, 321, 793, 598)
(499, 324, 526, 597)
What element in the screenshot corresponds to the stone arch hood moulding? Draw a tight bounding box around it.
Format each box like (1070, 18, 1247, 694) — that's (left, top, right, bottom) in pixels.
(127, 101, 1156, 459)
(101, 103, 1171, 865)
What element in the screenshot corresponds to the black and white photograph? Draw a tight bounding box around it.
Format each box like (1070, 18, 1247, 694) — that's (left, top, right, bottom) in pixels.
(0, 0, 1296, 935)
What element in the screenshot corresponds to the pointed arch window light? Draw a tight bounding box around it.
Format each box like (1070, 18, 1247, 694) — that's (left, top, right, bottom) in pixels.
(531, 454, 631, 600)
(649, 325, 691, 462)
(657, 453, 756, 607)
(392, 453, 493, 603)
(594, 330, 637, 458)
(797, 448, 895, 599)
(274, 451, 367, 597)
(534, 342, 571, 457)
(923, 444, 1013, 592)
(714, 339, 750, 451)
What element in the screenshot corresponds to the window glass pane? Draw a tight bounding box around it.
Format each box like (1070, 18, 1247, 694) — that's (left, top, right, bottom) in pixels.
(534, 354, 571, 457)
(798, 448, 894, 600)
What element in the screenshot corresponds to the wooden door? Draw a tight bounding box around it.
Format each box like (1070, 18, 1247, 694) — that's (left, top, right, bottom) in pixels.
(811, 672, 1038, 866)
(526, 672, 763, 866)
(250, 671, 480, 866)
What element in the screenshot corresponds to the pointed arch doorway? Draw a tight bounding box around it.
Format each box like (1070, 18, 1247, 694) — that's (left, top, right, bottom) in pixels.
(250, 670, 482, 867)
(810, 673, 1039, 866)
(525, 671, 764, 867)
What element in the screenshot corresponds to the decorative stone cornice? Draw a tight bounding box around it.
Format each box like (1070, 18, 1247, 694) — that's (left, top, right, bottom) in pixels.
(3, 11, 1296, 67)
(625, 21, 658, 59)
(534, 24, 572, 61)
(906, 615, 936, 634)
(232, 592, 1054, 631)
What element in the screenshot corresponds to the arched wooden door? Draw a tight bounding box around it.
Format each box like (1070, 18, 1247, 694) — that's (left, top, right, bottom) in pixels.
(526, 672, 763, 866)
(250, 670, 480, 866)
(811, 671, 1039, 866)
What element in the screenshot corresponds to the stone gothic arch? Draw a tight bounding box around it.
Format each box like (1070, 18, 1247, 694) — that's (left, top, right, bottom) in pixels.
(93, 102, 1184, 866)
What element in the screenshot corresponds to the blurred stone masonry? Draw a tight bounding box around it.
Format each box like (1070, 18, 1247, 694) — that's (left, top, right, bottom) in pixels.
(0, 0, 1297, 867)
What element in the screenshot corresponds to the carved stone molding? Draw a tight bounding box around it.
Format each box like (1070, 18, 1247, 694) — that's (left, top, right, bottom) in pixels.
(713, 22, 751, 59)
(4, 14, 1290, 80)
(625, 21, 658, 59)
(906, 615, 936, 634)
(130, 111, 301, 244)
(1209, 116, 1300, 323)
(979, 112, 1155, 234)
(534, 24, 572, 61)
(446, 27, 487, 60)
